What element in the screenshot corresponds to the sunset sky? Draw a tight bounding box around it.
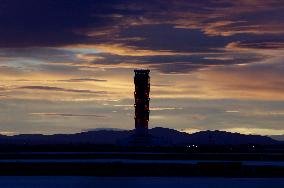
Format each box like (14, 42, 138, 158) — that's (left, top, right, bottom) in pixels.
(1, 0, 284, 135)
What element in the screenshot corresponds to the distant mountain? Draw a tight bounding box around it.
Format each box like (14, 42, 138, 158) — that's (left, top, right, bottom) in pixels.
(149, 127, 279, 145)
(0, 127, 280, 146)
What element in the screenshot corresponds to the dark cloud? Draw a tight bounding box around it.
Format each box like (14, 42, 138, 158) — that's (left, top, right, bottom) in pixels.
(9, 78, 107, 83)
(0, 0, 283, 48)
(0, 0, 93, 47)
(30, 112, 104, 117)
(58, 78, 107, 82)
(0, 0, 139, 48)
(0, 0, 283, 74)
(85, 51, 265, 73)
(18, 86, 106, 94)
(228, 40, 284, 49)
(118, 25, 229, 53)
(0, 48, 78, 62)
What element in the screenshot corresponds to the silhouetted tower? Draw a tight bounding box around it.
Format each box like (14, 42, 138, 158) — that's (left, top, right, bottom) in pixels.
(134, 69, 150, 136)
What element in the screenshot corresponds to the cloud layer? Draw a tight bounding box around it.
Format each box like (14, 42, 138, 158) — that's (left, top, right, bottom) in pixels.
(0, 0, 284, 135)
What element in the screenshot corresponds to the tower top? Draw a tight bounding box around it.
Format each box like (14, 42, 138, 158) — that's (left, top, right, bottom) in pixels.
(134, 69, 150, 74)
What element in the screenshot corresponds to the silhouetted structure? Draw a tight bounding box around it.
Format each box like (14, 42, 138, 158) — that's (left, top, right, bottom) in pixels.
(134, 69, 150, 136)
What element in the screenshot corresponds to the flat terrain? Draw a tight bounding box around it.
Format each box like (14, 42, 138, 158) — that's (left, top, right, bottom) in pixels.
(0, 177, 284, 188)
(0, 149, 283, 177)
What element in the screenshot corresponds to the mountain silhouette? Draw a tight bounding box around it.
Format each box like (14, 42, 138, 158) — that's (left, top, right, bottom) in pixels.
(0, 127, 280, 146)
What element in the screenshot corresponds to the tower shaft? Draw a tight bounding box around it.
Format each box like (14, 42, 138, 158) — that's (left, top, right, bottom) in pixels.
(134, 69, 150, 135)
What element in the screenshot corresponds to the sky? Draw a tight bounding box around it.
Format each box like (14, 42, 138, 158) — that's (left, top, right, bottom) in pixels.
(1, 0, 284, 135)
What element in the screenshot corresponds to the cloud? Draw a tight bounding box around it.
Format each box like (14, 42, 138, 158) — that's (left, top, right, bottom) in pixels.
(198, 59, 284, 100)
(17, 86, 106, 94)
(0, 0, 95, 48)
(0, 0, 282, 49)
(113, 104, 183, 111)
(0, 94, 8, 98)
(65, 43, 193, 57)
(0, 131, 16, 136)
(226, 40, 284, 51)
(0, 0, 284, 135)
(4, 78, 107, 83)
(225, 110, 240, 113)
(30, 112, 104, 118)
(58, 78, 107, 82)
(151, 107, 183, 111)
(0, 0, 283, 74)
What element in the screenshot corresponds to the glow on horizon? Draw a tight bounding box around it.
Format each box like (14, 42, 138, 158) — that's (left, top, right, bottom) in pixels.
(179, 128, 284, 136)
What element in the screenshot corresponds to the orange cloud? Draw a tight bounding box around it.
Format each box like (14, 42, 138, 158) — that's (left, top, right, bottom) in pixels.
(65, 43, 193, 57)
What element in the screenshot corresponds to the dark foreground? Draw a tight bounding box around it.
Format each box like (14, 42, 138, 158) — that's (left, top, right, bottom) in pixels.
(0, 177, 283, 188)
(0, 159, 283, 177)
(0, 147, 283, 177)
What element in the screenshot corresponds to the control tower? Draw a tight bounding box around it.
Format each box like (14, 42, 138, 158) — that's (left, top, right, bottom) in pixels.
(134, 69, 150, 136)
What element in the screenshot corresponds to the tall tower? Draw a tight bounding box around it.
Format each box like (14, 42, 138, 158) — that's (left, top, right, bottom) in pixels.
(134, 69, 150, 136)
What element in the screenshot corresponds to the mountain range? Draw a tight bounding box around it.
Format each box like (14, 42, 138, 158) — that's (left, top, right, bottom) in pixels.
(0, 127, 281, 146)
